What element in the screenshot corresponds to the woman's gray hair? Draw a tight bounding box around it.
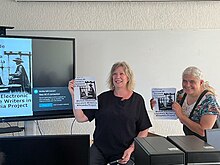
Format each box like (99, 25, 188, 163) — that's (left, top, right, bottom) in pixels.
(182, 66, 203, 80)
(107, 61, 135, 91)
(182, 66, 215, 95)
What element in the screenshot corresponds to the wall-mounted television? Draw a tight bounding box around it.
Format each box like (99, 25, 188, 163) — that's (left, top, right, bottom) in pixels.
(0, 35, 75, 122)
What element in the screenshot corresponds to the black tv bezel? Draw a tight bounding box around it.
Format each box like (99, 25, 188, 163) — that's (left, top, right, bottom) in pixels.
(0, 134, 90, 165)
(0, 35, 75, 122)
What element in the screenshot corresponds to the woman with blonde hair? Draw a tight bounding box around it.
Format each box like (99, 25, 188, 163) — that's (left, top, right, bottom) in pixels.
(68, 61, 152, 165)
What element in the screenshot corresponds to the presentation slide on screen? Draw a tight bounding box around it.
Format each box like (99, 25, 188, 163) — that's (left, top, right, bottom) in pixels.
(0, 38, 33, 117)
(0, 37, 72, 118)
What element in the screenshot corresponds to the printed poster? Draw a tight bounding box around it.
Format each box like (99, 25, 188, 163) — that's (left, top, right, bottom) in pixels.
(74, 77, 98, 109)
(152, 88, 177, 120)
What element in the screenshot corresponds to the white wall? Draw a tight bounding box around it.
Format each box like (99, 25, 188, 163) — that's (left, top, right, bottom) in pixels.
(2, 0, 220, 30)
(5, 29, 220, 137)
(1, 0, 220, 138)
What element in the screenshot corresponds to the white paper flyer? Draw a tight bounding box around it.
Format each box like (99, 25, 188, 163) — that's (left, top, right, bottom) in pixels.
(152, 88, 177, 120)
(74, 77, 98, 109)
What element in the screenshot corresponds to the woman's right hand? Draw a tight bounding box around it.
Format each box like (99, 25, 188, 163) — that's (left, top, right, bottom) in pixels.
(68, 79, 75, 96)
(68, 79, 88, 122)
(150, 98, 156, 110)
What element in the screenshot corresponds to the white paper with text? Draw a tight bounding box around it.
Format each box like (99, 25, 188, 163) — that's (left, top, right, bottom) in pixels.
(74, 77, 98, 109)
(152, 88, 177, 120)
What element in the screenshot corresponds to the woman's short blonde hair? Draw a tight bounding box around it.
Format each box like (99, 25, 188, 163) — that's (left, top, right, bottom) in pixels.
(107, 61, 135, 91)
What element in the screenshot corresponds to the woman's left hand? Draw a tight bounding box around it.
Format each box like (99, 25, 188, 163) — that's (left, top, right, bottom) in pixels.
(118, 147, 133, 164)
(172, 102, 184, 119)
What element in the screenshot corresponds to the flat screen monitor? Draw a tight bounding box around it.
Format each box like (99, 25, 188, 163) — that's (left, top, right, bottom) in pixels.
(0, 35, 75, 122)
(206, 128, 220, 150)
(0, 134, 89, 165)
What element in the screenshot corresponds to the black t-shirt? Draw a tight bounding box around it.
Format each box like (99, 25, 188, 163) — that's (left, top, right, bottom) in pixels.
(83, 90, 152, 161)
